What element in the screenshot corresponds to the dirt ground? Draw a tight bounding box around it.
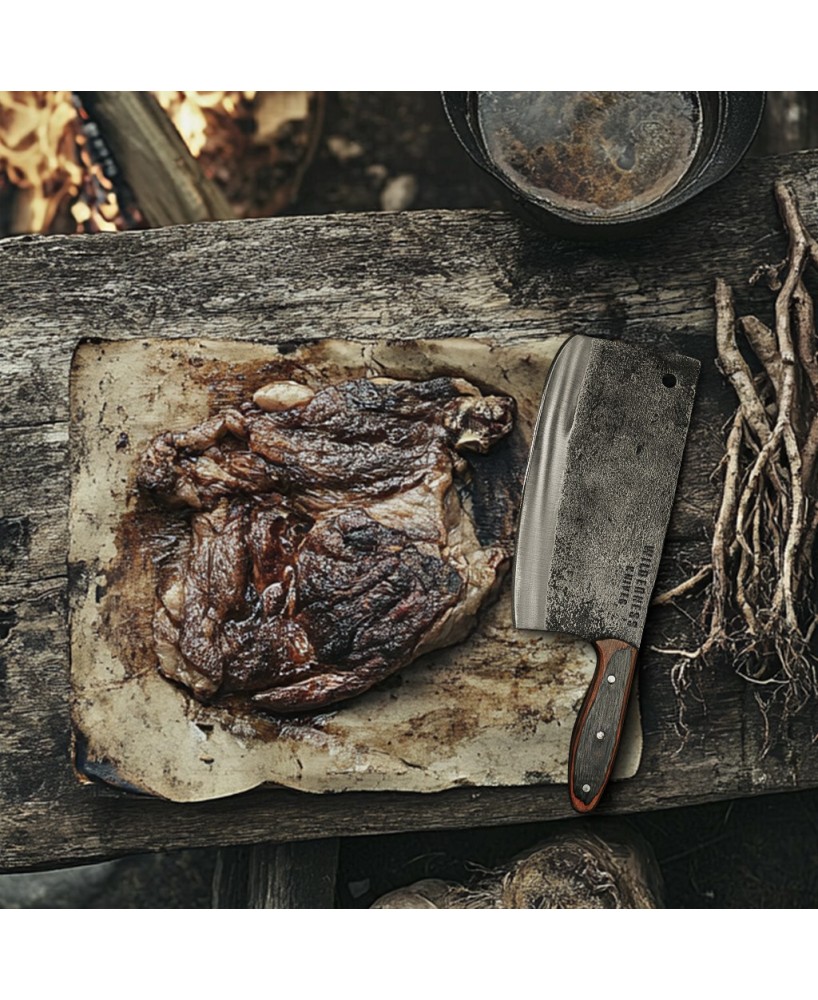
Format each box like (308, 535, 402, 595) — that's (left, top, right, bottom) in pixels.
(2, 91, 817, 909)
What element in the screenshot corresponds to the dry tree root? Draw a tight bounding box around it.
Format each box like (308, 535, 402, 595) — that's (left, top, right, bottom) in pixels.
(653, 181, 818, 743)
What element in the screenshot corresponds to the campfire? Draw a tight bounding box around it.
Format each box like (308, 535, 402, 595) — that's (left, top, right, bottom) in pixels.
(0, 90, 321, 237)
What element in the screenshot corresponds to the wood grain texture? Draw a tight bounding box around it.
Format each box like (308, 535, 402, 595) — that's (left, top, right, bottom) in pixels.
(75, 92, 234, 226)
(212, 837, 339, 908)
(2, 149, 818, 870)
(569, 640, 639, 813)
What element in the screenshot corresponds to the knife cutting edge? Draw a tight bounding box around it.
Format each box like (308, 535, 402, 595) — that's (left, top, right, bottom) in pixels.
(512, 334, 700, 812)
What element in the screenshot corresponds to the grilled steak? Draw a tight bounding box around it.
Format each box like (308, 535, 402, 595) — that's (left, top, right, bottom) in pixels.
(137, 376, 515, 712)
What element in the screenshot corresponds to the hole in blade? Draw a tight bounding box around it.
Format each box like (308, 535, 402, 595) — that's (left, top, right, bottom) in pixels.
(662, 373, 677, 388)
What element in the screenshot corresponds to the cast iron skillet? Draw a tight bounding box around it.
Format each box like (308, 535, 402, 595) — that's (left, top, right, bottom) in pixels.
(442, 91, 765, 241)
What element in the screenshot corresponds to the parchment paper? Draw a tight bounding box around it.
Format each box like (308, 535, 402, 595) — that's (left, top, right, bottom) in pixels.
(69, 336, 642, 802)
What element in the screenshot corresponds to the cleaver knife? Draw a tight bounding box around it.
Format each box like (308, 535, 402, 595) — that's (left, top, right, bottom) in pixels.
(512, 334, 700, 812)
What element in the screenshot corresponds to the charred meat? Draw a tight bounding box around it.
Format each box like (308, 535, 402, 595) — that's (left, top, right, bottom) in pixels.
(137, 376, 515, 712)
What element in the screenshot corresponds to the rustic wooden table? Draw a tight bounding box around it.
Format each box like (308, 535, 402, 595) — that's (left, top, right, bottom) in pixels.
(2, 146, 818, 873)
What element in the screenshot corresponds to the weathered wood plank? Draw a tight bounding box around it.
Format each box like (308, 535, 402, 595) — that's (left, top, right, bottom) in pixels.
(1, 152, 812, 430)
(1, 149, 817, 870)
(212, 838, 340, 908)
(0, 424, 68, 586)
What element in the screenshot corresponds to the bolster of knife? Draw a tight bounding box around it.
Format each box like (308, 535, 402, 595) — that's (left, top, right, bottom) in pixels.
(568, 638, 639, 813)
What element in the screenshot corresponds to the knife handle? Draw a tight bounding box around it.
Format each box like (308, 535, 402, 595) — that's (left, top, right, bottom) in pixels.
(568, 638, 639, 813)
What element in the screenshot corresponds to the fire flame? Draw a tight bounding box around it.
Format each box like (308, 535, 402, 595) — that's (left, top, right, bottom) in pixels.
(0, 91, 83, 233)
(156, 91, 253, 158)
(0, 91, 314, 237)
(0, 90, 127, 234)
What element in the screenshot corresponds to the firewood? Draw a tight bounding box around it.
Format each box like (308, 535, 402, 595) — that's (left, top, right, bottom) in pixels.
(75, 91, 234, 227)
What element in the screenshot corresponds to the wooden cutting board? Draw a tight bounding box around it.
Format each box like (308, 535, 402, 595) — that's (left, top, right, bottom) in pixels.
(69, 335, 642, 802)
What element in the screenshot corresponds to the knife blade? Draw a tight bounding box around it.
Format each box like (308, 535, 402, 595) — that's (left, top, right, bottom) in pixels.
(512, 334, 700, 812)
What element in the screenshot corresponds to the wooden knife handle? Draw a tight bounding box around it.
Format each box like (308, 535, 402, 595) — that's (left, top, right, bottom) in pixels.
(568, 638, 639, 813)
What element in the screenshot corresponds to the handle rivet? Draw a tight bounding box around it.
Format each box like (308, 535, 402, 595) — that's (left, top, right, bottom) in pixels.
(607, 675, 616, 684)
(596, 730, 605, 740)
(582, 783, 591, 794)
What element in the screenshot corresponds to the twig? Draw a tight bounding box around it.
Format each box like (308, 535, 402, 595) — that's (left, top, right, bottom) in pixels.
(715, 280, 771, 444)
(657, 179, 818, 731)
(794, 282, 818, 398)
(652, 565, 712, 606)
(708, 410, 745, 646)
(740, 316, 783, 394)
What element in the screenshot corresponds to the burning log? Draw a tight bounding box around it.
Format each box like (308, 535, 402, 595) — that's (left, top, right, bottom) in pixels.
(1, 91, 321, 237)
(156, 91, 324, 218)
(75, 91, 234, 227)
(0, 91, 95, 234)
(0, 91, 139, 236)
